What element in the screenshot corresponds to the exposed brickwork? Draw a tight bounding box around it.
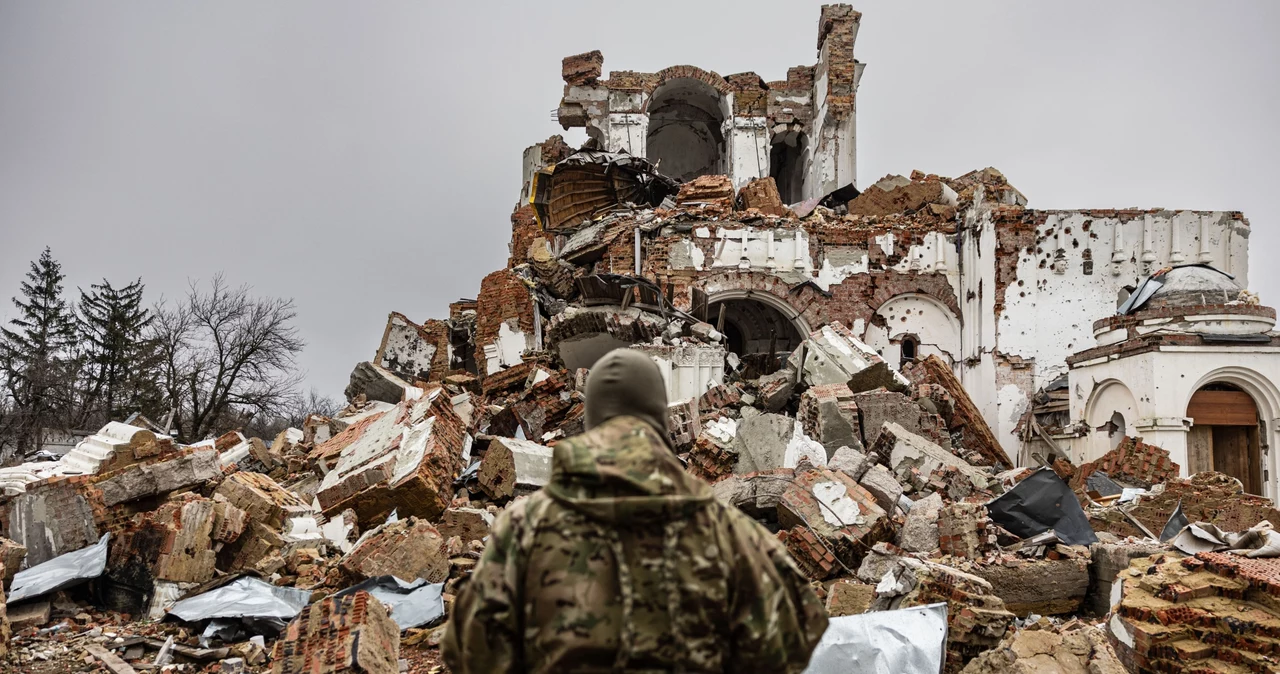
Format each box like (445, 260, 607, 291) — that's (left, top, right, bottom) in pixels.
(816, 4, 861, 120)
(1071, 436, 1178, 492)
(938, 502, 992, 559)
(340, 516, 448, 584)
(737, 176, 788, 216)
(272, 591, 400, 674)
(903, 354, 1012, 468)
(474, 268, 536, 376)
(561, 50, 603, 86)
(777, 468, 892, 577)
(1090, 471, 1280, 539)
(1111, 551, 1280, 673)
(725, 72, 768, 116)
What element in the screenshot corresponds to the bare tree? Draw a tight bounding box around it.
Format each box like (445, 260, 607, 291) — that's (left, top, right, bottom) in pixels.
(153, 275, 305, 442)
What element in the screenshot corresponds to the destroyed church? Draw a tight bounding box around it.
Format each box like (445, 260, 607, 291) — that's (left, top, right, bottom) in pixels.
(363, 5, 1274, 501)
(1, 5, 1279, 674)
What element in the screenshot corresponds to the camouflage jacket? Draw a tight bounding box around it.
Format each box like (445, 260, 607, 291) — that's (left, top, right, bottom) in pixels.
(443, 415, 828, 673)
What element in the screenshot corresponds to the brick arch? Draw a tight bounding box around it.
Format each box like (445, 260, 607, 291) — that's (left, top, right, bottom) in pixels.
(694, 270, 828, 334)
(648, 65, 731, 96)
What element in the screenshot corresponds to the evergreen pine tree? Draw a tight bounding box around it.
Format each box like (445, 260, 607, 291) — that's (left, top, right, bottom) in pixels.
(0, 248, 79, 456)
(76, 277, 157, 426)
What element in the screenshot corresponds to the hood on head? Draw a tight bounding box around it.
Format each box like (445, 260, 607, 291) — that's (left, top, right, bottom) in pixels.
(584, 348, 669, 442)
(544, 415, 712, 524)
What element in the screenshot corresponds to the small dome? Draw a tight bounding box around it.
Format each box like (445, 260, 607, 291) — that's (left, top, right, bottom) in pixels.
(1145, 265, 1242, 309)
(1119, 264, 1242, 314)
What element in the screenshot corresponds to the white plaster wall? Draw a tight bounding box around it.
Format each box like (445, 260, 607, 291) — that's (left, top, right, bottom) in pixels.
(634, 344, 726, 402)
(727, 116, 770, 190)
(483, 321, 531, 375)
(994, 211, 1250, 461)
(863, 293, 963, 366)
(605, 113, 647, 156)
(705, 227, 811, 274)
(961, 208, 1004, 452)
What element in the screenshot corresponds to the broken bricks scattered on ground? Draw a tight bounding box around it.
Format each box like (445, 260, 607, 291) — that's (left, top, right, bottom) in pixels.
(1, 5, 1276, 674)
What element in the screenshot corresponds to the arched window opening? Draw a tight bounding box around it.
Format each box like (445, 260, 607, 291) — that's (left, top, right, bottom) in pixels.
(770, 131, 808, 204)
(1108, 411, 1126, 450)
(1187, 382, 1263, 494)
(899, 334, 919, 369)
(647, 79, 726, 181)
(709, 297, 804, 378)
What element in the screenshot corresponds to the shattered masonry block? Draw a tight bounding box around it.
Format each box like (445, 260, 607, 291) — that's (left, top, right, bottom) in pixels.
(1071, 435, 1177, 491)
(0, 537, 26, 590)
(712, 468, 793, 520)
(969, 553, 1090, 617)
(798, 383, 861, 452)
(872, 422, 990, 494)
(1110, 552, 1280, 673)
(316, 387, 468, 525)
(824, 579, 875, 617)
(789, 322, 908, 393)
(675, 175, 734, 207)
(903, 354, 1012, 468)
(1087, 540, 1166, 616)
(960, 624, 1125, 674)
(698, 383, 742, 411)
(62, 421, 176, 475)
(777, 468, 892, 575)
(344, 361, 413, 406)
(438, 507, 494, 545)
(937, 502, 991, 559)
(854, 390, 950, 450)
(478, 437, 553, 501)
(686, 417, 739, 484)
(218, 520, 286, 575)
(340, 516, 448, 585)
(737, 176, 788, 216)
(753, 367, 795, 413)
(779, 526, 840, 581)
(211, 499, 248, 543)
(271, 591, 400, 674)
(561, 49, 603, 85)
(667, 396, 701, 450)
(375, 312, 449, 384)
(896, 492, 943, 553)
(474, 269, 537, 377)
(215, 472, 315, 530)
(847, 173, 957, 218)
(95, 447, 221, 507)
(856, 544, 1015, 672)
(1, 478, 103, 566)
(858, 464, 903, 514)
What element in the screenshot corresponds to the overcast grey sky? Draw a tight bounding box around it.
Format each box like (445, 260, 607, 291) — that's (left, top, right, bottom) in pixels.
(1, 1, 1277, 399)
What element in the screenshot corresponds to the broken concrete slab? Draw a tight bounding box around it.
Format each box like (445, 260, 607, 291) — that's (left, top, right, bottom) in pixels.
(271, 591, 400, 674)
(734, 413, 827, 474)
(344, 361, 414, 406)
(788, 322, 909, 393)
(872, 422, 992, 495)
(897, 492, 944, 553)
(777, 468, 892, 578)
(798, 383, 861, 453)
(967, 552, 1091, 617)
(711, 468, 794, 520)
(341, 517, 448, 585)
(827, 445, 871, 482)
(858, 464, 903, 514)
(477, 437, 553, 500)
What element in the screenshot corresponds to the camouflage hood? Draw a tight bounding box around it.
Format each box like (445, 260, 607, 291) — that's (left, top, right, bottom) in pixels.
(544, 415, 713, 524)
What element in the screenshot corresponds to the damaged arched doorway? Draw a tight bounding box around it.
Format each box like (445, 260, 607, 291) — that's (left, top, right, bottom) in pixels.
(646, 78, 727, 181)
(706, 291, 808, 378)
(1187, 382, 1264, 494)
(770, 130, 809, 204)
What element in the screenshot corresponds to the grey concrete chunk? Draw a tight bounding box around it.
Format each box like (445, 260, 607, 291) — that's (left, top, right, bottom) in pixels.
(897, 492, 943, 552)
(828, 445, 871, 481)
(858, 464, 904, 514)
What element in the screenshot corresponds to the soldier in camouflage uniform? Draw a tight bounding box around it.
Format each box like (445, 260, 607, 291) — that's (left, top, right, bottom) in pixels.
(443, 349, 828, 673)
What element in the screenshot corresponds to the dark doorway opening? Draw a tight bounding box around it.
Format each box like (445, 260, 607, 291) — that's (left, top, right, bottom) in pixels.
(1186, 383, 1263, 494)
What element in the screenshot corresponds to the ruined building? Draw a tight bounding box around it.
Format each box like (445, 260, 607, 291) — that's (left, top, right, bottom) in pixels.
(358, 5, 1276, 503)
